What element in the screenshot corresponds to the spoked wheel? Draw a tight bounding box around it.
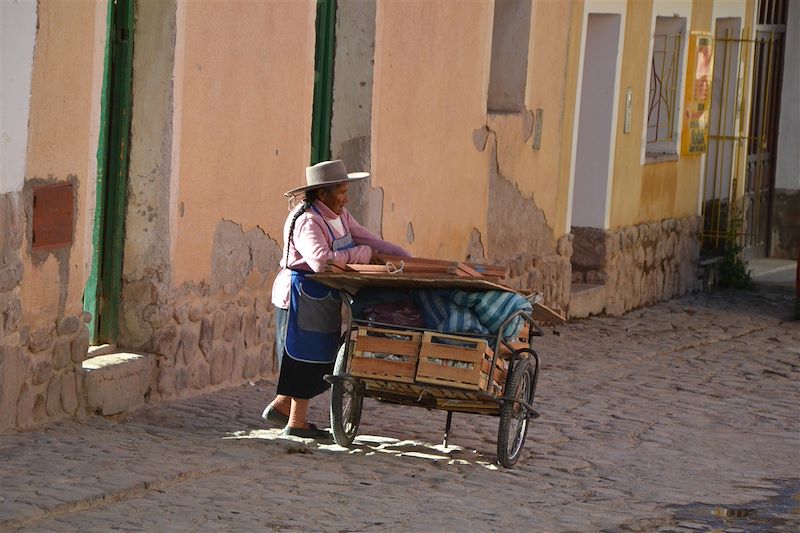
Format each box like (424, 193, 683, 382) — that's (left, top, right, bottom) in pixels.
(497, 357, 535, 468)
(330, 339, 363, 446)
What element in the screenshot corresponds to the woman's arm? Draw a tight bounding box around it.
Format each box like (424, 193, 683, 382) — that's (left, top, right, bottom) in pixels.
(346, 211, 412, 258)
(293, 216, 372, 272)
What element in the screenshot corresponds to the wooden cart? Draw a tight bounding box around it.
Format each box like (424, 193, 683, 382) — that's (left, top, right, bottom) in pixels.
(315, 266, 561, 468)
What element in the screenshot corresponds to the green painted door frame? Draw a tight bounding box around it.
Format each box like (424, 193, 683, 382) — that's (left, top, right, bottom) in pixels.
(310, 0, 337, 164)
(84, 0, 135, 344)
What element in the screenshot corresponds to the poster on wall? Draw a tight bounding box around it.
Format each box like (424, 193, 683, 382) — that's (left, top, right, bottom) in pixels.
(681, 31, 714, 155)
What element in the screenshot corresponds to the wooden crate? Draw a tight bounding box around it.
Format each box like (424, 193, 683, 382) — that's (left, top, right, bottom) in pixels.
(479, 355, 508, 395)
(416, 332, 491, 390)
(350, 326, 421, 384)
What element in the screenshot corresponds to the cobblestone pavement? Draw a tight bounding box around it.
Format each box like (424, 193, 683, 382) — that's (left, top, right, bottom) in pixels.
(1, 289, 798, 532)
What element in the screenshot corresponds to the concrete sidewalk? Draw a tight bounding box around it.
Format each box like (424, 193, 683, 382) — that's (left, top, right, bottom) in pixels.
(1, 288, 798, 532)
(749, 257, 797, 287)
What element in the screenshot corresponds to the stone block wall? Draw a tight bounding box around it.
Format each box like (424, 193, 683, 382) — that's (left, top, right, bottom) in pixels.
(603, 216, 702, 315)
(117, 276, 278, 403)
(501, 234, 573, 313)
(0, 191, 90, 431)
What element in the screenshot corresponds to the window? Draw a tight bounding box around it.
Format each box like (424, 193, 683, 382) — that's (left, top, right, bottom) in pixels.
(487, 0, 532, 113)
(646, 16, 687, 157)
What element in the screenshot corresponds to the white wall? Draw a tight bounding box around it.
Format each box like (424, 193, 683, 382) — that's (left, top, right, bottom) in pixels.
(0, 0, 37, 195)
(775, 0, 799, 190)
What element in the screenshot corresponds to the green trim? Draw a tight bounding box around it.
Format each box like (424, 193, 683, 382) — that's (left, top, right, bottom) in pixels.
(83, 1, 114, 343)
(310, 0, 337, 164)
(84, 0, 135, 344)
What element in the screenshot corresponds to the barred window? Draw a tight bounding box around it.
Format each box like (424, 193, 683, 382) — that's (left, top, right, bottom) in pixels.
(646, 16, 687, 156)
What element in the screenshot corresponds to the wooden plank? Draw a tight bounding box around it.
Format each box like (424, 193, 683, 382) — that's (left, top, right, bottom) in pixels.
(415, 373, 481, 391)
(351, 357, 416, 382)
(355, 337, 420, 357)
(311, 272, 516, 293)
(455, 263, 483, 278)
(417, 361, 479, 384)
(531, 302, 566, 324)
(376, 255, 508, 278)
(420, 343, 484, 363)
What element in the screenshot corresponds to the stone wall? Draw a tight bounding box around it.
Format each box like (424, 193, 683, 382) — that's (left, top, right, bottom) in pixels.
(118, 277, 278, 402)
(501, 234, 573, 312)
(118, 220, 282, 402)
(579, 216, 702, 316)
(0, 191, 90, 431)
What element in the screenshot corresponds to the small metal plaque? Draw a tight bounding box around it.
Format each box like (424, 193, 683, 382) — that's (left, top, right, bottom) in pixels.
(624, 87, 633, 134)
(532, 108, 543, 150)
(32, 183, 74, 250)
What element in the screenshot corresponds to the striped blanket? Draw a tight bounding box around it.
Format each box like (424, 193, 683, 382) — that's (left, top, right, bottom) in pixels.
(413, 289, 532, 340)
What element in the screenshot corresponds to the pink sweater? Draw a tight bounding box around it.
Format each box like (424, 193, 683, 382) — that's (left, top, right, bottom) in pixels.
(271, 200, 411, 308)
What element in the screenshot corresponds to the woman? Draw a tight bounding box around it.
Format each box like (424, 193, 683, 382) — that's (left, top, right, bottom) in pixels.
(263, 160, 411, 438)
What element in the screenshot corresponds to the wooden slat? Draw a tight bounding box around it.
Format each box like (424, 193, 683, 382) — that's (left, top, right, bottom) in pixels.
(531, 302, 566, 324)
(455, 263, 482, 277)
(415, 373, 481, 391)
(351, 357, 416, 383)
(419, 343, 484, 363)
(356, 337, 420, 357)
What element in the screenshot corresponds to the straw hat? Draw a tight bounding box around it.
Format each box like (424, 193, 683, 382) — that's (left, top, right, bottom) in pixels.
(284, 160, 369, 197)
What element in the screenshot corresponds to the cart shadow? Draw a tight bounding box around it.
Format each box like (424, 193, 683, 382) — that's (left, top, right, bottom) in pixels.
(224, 428, 502, 470)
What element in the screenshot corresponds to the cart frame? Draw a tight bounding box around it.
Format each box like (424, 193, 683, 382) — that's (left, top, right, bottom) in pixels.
(325, 294, 543, 468)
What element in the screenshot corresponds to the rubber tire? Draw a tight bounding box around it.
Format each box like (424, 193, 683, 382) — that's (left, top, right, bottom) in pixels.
(497, 357, 534, 468)
(330, 340, 363, 446)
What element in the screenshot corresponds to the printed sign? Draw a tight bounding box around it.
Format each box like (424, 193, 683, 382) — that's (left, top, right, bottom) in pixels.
(681, 32, 714, 154)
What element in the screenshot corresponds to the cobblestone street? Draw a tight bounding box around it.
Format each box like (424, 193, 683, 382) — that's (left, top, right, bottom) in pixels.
(1, 288, 798, 532)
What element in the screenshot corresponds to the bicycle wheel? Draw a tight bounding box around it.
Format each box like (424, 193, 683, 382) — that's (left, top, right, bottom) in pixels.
(497, 357, 534, 468)
(330, 339, 363, 446)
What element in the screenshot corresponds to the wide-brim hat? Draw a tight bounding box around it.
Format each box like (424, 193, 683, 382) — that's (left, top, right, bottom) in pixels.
(284, 159, 369, 197)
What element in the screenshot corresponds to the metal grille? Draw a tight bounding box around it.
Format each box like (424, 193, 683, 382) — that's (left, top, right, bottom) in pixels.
(700, 0, 787, 256)
(647, 32, 683, 147)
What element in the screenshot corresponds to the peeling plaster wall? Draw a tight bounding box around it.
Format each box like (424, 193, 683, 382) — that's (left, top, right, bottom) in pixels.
(371, 0, 493, 260)
(124, 0, 176, 282)
(330, 0, 381, 235)
(115, 1, 316, 401)
(1, 0, 105, 432)
(171, 1, 316, 286)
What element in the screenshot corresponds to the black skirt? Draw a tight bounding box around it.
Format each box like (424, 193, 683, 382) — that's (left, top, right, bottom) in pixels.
(274, 306, 333, 399)
(276, 352, 334, 399)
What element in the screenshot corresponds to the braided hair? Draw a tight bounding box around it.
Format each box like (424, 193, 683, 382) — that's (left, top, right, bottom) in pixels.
(285, 186, 335, 265)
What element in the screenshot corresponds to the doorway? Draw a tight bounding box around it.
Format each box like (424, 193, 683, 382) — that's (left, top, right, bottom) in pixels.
(571, 13, 622, 231)
(84, 0, 135, 344)
(569, 13, 622, 288)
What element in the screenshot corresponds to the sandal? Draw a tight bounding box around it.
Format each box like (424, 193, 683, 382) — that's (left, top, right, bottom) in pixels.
(261, 405, 290, 427)
(282, 423, 330, 439)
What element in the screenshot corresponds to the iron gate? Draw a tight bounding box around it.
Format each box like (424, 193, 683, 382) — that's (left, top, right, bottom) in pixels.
(701, 0, 788, 257)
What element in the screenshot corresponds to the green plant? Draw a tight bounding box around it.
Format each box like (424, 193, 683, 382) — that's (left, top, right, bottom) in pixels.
(718, 211, 754, 289)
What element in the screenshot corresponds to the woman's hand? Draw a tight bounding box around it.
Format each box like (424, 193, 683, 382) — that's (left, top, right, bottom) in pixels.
(370, 249, 383, 264)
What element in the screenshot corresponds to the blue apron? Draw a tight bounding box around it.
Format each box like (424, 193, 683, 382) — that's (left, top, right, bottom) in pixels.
(284, 207, 356, 364)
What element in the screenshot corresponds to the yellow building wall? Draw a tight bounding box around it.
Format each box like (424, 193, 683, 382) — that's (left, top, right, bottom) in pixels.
(21, 0, 103, 325)
(370, 0, 493, 261)
(489, 0, 583, 239)
(610, 0, 715, 229)
(171, 0, 316, 285)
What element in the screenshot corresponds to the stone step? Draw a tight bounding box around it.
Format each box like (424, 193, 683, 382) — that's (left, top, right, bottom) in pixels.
(81, 352, 154, 416)
(568, 283, 606, 319)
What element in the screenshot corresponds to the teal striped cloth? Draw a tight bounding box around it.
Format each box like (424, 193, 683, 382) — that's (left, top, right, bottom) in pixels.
(413, 290, 531, 340)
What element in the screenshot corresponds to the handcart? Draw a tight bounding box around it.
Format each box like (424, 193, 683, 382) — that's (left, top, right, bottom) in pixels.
(315, 265, 561, 468)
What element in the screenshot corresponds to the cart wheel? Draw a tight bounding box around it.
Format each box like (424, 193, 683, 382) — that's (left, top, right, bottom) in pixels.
(497, 357, 535, 468)
(330, 340, 363, 446)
